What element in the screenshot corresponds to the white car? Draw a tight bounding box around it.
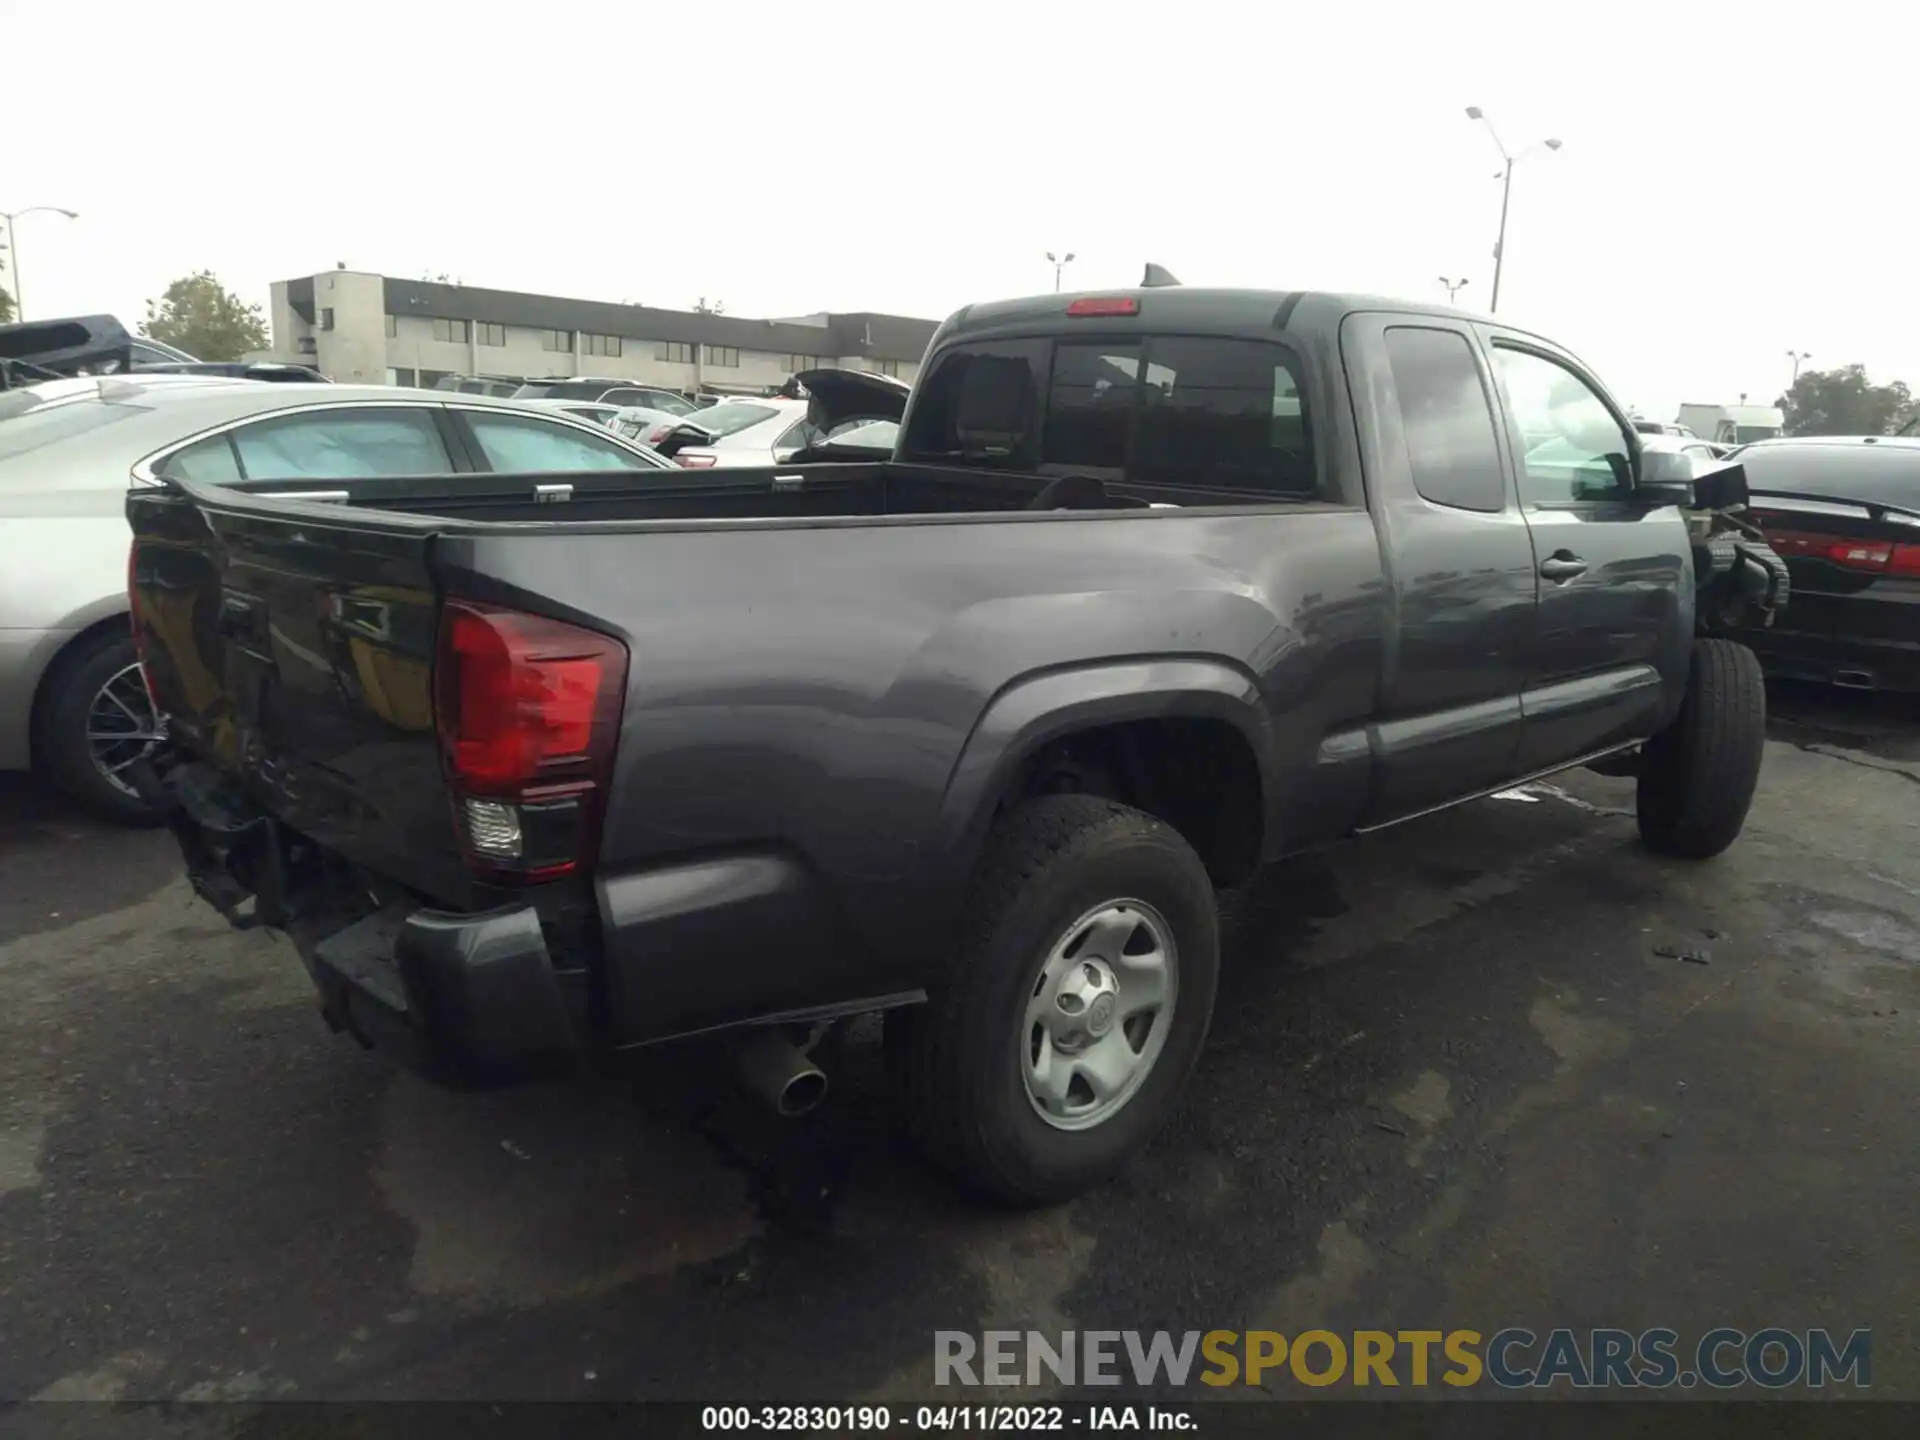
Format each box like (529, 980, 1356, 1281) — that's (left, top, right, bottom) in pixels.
(0, 375, 674, 821)
(660, 369, 909, 468)
(609, 405, 699, 448)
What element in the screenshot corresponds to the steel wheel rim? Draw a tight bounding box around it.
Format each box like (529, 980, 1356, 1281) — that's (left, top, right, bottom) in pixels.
(1021, 898, 1179, 1132)
(87, 663, 163, 796)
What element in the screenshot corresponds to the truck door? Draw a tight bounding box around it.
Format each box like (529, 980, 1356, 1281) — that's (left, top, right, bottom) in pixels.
(1341, 314, 1538, 825)
(1480, 334, 1691, 771)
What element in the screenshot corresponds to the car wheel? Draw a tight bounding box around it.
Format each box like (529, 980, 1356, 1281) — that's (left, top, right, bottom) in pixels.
(1636, 639, 1766, 859)
(887, 794, 1220, 1206)
(35, 628, 166, 826)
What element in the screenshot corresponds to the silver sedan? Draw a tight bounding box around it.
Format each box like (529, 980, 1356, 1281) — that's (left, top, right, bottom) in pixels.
(0, 375, 672, 821)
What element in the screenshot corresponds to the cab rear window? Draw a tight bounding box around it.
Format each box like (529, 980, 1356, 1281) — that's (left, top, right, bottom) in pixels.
(900, 334, 1316, 499)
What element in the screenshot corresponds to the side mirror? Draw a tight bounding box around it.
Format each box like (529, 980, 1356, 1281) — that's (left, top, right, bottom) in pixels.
(1635, 447, 1697, 506)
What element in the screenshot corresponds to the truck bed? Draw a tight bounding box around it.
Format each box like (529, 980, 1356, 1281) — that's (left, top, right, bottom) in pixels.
(127, 463, 1375, 1054)
(161, 459, 1318, 528)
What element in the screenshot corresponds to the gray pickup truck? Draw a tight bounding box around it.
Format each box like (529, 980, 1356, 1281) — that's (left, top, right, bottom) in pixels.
(126, 279, 1788, 1205)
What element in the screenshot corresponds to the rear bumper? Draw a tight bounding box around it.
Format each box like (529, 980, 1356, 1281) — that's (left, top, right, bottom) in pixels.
(1729, 625, 1920, 694)
(138, 756, 584, 1087)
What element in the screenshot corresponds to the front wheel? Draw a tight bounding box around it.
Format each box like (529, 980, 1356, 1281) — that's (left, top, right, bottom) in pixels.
(887, 795, 1220, 1206)
(1636, 639, 1767, 859)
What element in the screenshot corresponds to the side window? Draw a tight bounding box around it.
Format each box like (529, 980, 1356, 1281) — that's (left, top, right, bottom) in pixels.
(1491, 347, 1633, 505)
(773, 419, 821, 454)
(897, 339, 1048, 468)
(464, 411, 654, 471)
(1384, 326, 1507, 513)
(156, 433, 244, 484)
(1131, 336, 1315, 497)
(1042, 342, 1142, 474)
(228, 407, 453, 480)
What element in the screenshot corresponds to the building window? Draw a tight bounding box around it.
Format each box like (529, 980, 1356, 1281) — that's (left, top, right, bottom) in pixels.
(389, 367, 417, 387)
(875, 359, 900, 378)
(540, 329, 571, 353)
(477, 322, 506, 347)
(416, 369, 452, 390)
(384, 315, 398, 338)
(656, 341, 695, 364)
(788, 353, 828, 372)
(431, 318, 470, 344)
(319, 308, 336, 331)
(584, 333, 623, 358)
(704, 344, 740, 368)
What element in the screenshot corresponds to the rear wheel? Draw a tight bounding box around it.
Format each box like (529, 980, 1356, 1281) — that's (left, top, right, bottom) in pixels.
(1636, 639, 1766, 859)
(35, 628, 165, 826)
(887, 795, 1220, 1206)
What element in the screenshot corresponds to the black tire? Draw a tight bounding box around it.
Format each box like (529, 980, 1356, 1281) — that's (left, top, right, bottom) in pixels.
(1636, 639, 1766, 859)
(887, 794, 1220, 1206)
(34, 628, 164, 826)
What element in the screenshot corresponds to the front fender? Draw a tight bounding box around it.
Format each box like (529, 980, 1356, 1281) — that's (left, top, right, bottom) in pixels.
(932, 656, 1276, 877)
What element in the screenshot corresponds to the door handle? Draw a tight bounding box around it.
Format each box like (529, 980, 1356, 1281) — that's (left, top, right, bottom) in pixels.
(1539, 552, 1587, 582)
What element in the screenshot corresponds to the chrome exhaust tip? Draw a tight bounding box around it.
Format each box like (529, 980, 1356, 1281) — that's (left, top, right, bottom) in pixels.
(733, 1026, 829, 1117)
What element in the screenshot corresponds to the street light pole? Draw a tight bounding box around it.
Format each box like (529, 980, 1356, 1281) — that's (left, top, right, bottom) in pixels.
(1787, 349, 1811, 386)
(1463, 109, 1560, 315)
(1439, 276, 1470, 303)
(1046, 250, 1076, 293)
(0, 205, 80, 321)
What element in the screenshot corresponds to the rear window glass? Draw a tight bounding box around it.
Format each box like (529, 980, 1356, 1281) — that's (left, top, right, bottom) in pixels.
(900, 334, 1315, 497)
(1735, 443, 1920, 509)
(898, 339, 1048, 468)
(1130, 336, 1314, 497)
(1385, 326, 1506, 513)
(1044, 343, 1141, 474)
(683, 403, 777, 439)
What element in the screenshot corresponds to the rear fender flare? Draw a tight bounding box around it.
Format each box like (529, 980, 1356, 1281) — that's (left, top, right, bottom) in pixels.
(932, 657, 1276, 883)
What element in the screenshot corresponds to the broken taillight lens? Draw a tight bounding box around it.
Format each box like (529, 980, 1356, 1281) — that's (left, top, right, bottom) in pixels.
(433, 600, 628, 880)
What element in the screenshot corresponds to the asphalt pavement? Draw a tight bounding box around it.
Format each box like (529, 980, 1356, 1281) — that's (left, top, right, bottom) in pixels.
(1, 682, 1915, 1414)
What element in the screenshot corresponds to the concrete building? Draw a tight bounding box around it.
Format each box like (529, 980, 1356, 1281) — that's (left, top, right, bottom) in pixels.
(264, 268, 941, 395)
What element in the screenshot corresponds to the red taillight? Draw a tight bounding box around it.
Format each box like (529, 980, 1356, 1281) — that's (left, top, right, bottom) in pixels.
(1066, 296, 1140, 317)
(1761, 525, 1920, 575)
(647, 425, 672, 445)
(676, 453, 718, 468)
(433, 601, 628, 880)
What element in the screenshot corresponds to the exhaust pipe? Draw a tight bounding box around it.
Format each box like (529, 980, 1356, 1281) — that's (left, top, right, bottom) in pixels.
(733, 1027, 829, 1117)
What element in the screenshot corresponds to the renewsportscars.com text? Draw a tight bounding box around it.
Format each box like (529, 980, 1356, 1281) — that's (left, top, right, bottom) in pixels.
(934, 1327, 1872, 1390)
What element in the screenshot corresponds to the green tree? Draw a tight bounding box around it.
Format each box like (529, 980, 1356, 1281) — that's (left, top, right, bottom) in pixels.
(0, 284, 14, 323)
(141, 271, 268, 362)
(1778, 364, 1913, 437)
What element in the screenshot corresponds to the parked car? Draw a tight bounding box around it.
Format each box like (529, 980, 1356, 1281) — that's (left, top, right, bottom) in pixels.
(609, 405, 695, 448)
(126, 279, 1785, 1206)
(1720, 434, 1920, 693)
(656, 368, 909, 467)
(0, 375, 675, 822)
(531, 399, 623, 427)
(1, 313, 328, 386)
(433, 375, 525, 398)
(510, 379, 698, 416)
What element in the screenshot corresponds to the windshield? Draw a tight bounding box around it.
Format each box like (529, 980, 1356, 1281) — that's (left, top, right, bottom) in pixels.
(680, 403, 778, 439)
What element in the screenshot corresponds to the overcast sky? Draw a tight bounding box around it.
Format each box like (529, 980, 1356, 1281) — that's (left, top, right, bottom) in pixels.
(7, 1, 1913, 422)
